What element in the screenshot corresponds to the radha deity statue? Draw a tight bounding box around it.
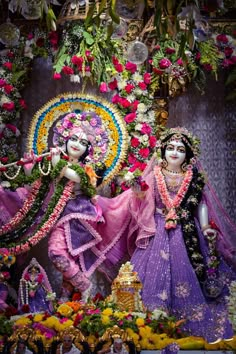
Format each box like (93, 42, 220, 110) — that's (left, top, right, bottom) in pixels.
(96, 127, 236, 344)
(18, 257, 55, 313)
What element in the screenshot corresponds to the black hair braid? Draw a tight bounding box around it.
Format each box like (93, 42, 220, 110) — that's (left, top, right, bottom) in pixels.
(178, 167, 206, 283)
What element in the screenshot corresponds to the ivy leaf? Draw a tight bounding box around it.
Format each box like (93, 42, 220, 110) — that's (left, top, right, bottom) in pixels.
(83, 31, 94, 45)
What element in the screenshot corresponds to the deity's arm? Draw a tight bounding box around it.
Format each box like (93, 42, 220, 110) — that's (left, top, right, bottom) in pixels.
(197, 201, 217, 236)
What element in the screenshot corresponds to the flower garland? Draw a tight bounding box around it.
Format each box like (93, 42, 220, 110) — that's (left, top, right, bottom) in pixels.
(154, 165, 193, 229)
(0, 178, 42, 235)
(51, 159, 96, 198)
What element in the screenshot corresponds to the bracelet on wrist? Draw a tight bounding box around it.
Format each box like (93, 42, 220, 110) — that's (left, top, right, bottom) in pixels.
(201, 224, 211, 232)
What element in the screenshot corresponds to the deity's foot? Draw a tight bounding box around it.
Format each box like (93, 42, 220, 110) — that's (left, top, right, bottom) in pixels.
(208, 338, 222, 345)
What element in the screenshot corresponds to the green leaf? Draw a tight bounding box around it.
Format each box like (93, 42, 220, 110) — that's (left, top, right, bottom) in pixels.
(109, 0, 120, 24)
(84, 3, 96, 28)
(53, 53, 70, 72)
(83, 31, 94, 45)
(11, 70, 27, 84)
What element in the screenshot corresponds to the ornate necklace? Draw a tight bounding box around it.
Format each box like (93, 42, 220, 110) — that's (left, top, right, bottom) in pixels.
(154, 165, 193, 229)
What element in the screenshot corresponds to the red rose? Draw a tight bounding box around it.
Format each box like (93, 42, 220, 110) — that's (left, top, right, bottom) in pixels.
(131, 137, 140, 147)
(140, 180, 149, 191)
(195, 52, 201, 60)
(128, 153, 137, 164)
(165, 47, 176, 54)
(3, 62, 13, 70)
(216, 34, 228, 43)
(124, 112, 136, 123)
(114, 63, 124, 72)
(138, 82, 147, 90)
(22, 304, 30, 313)
(130, 100, 139, 112)
(125, 61, 137, 73)
(224, 47, 233, 57)
(4, 84, 14, 94)
(112, 56, 119, 65)
(125, 83, 135, 94)
(139, 147, 150, 158)
(143, 72, 151, 84)
(112, 94, 121, 104)
(62, 66, 74, 75)
(36, 37, 44, 47)
(120, 98, 131, 108)
(72, 292, 82, 301)
(108, 79, 118, 90)
(0, 79, 6, 87)
(19, 98, 27, 109)
(2, 102, 15, 111)
(203, 63, 213, 71)
(7, 51, 14, 58)
(71, 55, 84, 66)
(153, 67, 164, 75)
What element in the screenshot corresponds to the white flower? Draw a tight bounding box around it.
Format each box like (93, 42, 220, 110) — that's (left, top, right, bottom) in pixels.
(132, 72, 143, 83)
(132, 312, 146, 319)
(1, 181, 11, 188)
(70, 74, 80, 83)
(126, 94, 136, 102)
(117, 80, 126, 90)
(134, 87, 147, 96)
(139, 134, 149, 143)
(0, 95, 11, 105)
(124, 171, 135, 182)
(151, 308, 168, 320)
(136, 113, 145, 122)
(148, 110, 155, 120)
(137, 103, 147, 113)
(135, 123, 143, 131)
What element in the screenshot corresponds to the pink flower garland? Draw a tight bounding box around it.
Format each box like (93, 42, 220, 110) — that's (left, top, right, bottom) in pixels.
(154, 166, 193, 229)
(0, 178, 42, 235)
(9, 180, 74, 255)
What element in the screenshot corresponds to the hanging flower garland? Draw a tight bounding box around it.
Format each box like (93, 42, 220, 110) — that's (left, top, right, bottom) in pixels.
(154, 165, 193, 229)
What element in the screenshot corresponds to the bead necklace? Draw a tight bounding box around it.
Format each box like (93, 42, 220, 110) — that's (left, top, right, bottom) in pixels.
(163, 167, 183, 175)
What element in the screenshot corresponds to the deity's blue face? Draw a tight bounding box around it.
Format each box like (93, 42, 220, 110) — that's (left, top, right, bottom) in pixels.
(165, 140, 186, 169)
(67, 132, 89, 159)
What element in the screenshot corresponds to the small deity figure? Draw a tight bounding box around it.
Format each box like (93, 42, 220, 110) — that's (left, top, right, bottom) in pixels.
(56, 335, 81, 354)
(11, 339, 33, 354)
(18, 258, 55, 313)
(97, 339, 129, 354)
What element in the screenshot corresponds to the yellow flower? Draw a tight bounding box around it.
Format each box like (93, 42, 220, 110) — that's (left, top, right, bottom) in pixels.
(139, 325, 152, 337)
(33, 313, 44, 322)
(43, 316, 60, 329)
(15, 317, 32, 326)
(113, 311, 127, 319)
(101, 315, 110, 325)
(136, 318, 145, 327)
(102, 308, 113, 316)
(57, 304, 73, 317)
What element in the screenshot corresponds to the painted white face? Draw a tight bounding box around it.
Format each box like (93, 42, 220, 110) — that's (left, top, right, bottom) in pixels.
(165, 140, 186, 170)
(67, 132, 89, 159)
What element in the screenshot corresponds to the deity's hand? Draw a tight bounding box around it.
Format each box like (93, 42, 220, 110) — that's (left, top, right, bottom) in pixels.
(50, 146, 61, 167)
(202, 227, 217, 239)
(23, 151, 37, 176)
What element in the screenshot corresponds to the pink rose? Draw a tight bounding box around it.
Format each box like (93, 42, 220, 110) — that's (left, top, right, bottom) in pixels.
(99, 82, 108, 93)
(124, 112, 136, 123)
(85, 66, 91, 72)
(139, 147, 150, 158)
(128, 153, 137, 164)
(125, 83, 135, 94)
(176, 58, 184, 66)
(131, 100, 139, 112)
(112, 94, 121, 104)
(216, 34, 228, 43)
(53, 73, 61, 80)
(2, 102, 15, 111)
(138, 82, 147, 90)
(143, 72, 151, 84)
(0, 79, 6, 87)
(28, 33, 34, 40)
(149, 135, 157, 148)
(159, 58, 172, 69)
(131, 137, 140, 147)
(141, 123, 152, 135)
(153, 67, 164, 75)
(62, 66, 74, 75)
(125, 62, 137, 73)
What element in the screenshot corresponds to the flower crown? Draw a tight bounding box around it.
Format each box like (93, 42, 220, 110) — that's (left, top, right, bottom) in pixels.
(158, 127, 201, 158)
(53, 111, 109, 163)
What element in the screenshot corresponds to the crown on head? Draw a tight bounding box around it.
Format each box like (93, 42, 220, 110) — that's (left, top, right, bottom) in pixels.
(158, 127, 201, 158)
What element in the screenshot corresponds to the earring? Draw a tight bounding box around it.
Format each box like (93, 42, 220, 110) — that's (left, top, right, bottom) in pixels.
(181, 162, 188, 172)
